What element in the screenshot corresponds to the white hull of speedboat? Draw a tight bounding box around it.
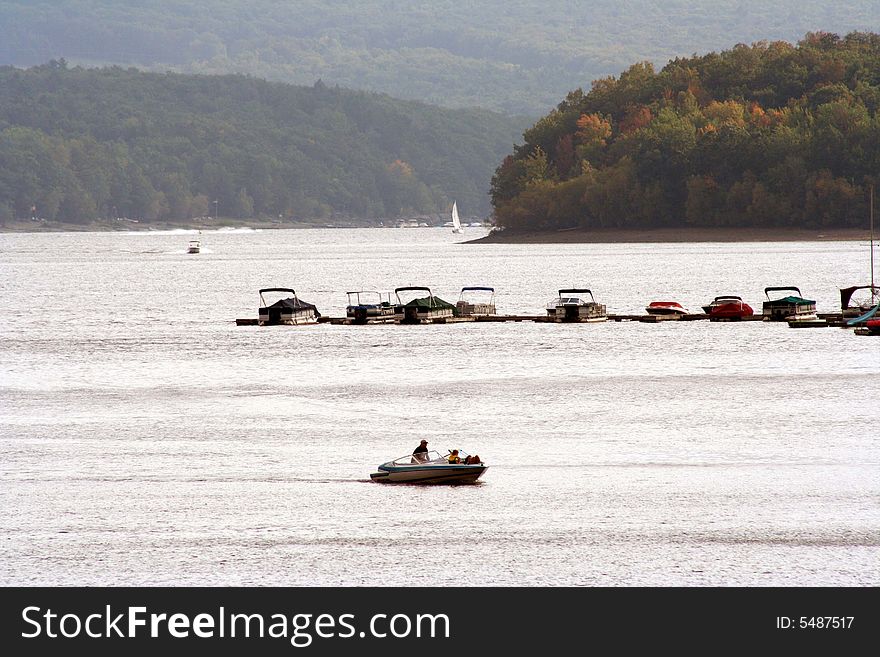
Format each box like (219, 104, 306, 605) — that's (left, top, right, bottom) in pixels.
(370, 465, 487, 484)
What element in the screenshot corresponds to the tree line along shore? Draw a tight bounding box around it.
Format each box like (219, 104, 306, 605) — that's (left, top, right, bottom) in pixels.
(490, 32, 880, 238)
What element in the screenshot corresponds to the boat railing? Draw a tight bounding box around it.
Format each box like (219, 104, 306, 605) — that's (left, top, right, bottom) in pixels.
(259, 287, 298, 306)
(346, 290, 392, 307)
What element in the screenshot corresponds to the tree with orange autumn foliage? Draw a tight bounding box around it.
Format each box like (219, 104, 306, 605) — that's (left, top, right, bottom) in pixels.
(491, 32, 880, 233)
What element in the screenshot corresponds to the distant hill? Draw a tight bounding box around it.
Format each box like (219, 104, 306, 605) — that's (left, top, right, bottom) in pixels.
(0, 64, 525, 225)
(0, 1, 877, 115)
(490, 33, 880, 233)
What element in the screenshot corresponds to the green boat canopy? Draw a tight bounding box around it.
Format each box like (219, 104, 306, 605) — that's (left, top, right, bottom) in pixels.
(404, 296, 455, 310)
(772, 295, 815, 304)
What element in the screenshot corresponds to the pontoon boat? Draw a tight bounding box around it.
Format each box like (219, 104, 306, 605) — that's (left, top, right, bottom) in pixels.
(762, 286, 817, 321)
(394, 287, 455, 323)
(257, 288, 321, 325)
(346, 290, 397, 323)
(455, 286, 496, 316)
(546, 289, 607, 322)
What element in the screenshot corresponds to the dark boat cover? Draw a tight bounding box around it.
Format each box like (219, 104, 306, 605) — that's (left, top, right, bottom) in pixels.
(265, 297, 321, 317)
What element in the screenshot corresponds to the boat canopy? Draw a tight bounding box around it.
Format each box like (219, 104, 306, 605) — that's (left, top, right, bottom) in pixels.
(458, 286, 495, 302)
(259, 288, 321, 315)
(394, 286, 455, 309)
(346, 290, 392, 306)
(712, 295, 743, 302)
(770, 295, 815, 305)
(555, 288, 596, 303)
(840, 285, 880, 309)
(764, 286, 802, 299)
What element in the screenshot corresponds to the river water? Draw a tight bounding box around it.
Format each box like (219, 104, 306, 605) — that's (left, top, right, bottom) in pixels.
(0, 228, 877, 586)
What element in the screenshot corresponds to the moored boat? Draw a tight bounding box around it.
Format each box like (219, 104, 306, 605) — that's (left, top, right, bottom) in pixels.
(394, 286, 455, 323)
(645, 301, 687, 316)
(840, 285, 880, 318)
(762, 286, 816, 321)
(370, 450, 487, 484)
(257, 288, 320, 325)
(346, 290, 396, 323)
(546, 289, 607, 322)
(701, 295, 754, 320)
(451, 201, 462, 234)
(455, 286, 496, 316)
(854, 318, 880, 336)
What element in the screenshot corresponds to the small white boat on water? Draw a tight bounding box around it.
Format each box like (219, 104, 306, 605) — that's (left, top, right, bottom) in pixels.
(187, 239, 200, 254)
(546, 288, 607, 322)
(370, 450, 487, 484)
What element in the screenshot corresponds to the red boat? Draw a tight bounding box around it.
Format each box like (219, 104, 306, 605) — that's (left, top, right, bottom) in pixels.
(702, 295, 754, 320)
(645, 301, 688, 316)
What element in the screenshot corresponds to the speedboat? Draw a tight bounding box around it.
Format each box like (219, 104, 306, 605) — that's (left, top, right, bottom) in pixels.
(346, 290, 396, 323)
(455, 286, 496, 316)
(257, 288, 321, 325)
(187, 239, 200, 254)
(546, 289, 607, 322)
(701, 295, 754, 320)
(645, 301, 687, 316)
(762, 286, 817, 321)
(394, 286, 455, 323)
(370, 450, 487, 484)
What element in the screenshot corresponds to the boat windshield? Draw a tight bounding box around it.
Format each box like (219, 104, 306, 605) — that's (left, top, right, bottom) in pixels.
(548, 296, 586, 307)
(388, 450, 473, 466)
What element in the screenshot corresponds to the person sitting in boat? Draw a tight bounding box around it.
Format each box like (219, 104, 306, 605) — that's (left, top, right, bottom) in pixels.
(464, 454, 481, 465)
(448, 449, 461, 464)
(411, 439, 429, 463)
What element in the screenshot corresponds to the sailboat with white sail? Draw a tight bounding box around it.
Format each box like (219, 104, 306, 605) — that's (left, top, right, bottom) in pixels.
(451, 201, 462, 234)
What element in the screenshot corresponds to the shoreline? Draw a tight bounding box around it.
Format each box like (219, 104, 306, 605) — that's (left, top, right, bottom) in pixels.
(1, 221, 872, 244)
(467, 226, 873, 244)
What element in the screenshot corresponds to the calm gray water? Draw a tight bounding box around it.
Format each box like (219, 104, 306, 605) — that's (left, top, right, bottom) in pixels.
(1, 228, 878, 586)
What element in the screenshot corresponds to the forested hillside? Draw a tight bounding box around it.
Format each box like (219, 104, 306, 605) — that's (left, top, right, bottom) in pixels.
(0, 1, 876, 115)
(490, 33, 880, 233)
(0, 64, 525, 224)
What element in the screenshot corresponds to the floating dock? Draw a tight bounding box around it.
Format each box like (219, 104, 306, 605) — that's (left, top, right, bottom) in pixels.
(236, 312, 850, 326)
